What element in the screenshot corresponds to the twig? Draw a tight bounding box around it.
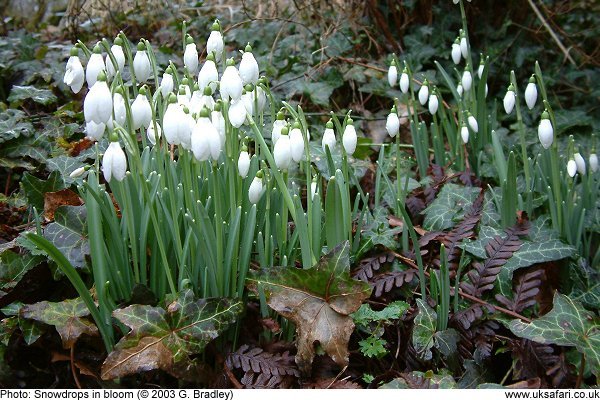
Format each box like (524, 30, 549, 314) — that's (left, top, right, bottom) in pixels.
(223, 363, 243, 389)
(70, 344, 82, 389)
(526, 0, 576, 66)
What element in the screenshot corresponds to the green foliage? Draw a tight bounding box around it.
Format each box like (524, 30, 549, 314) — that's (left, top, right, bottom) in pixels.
(423, 185, 482, 231)
(412, 299, 437, 361)
(20, 170, 64, 210)
(0, 250, 43, 296)
(43, 206, 89, 269)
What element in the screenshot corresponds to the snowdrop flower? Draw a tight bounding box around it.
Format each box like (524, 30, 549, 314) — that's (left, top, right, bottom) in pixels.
(322, 119, 337, 151)
(451, 39, 461, 65)
(113, 89, 126, 127)
(220, 59, 243, 101)
(133, 41, 151, 83)
(198, 107, 222, 160)
(485, 83, 488, 98)
(387, 59, 398, 87)
(212, 102, 226, 144)
(537, 111, 553, 149)
(207, 20, 224, 62)
(106, 37, 125, 79)
(239, 43, 259, 85)
(290, 122, 305, 163)
(274, 126, 292, 169)
(146, 123, 162, 145)
(574, 153, 586, 175)
(183, 35, 199, 75)
(248, 171, 264, 204)
(567, 159, 577, 178)
(461, 70, 472, 92)
(180, 108, 195, 149)
(310, 179, 318, 200)
(238, 146, 251, 178)
(467, 113, 478, 133)
(177, 85, 191, 108)
(69, 165, 88, 179)
(198, 53, 219, 93)
(342, 118, 358, 155)
(477, 58, 485, 78)
(386, 105, 400, 137)
(86, 44, 105, 87)
(400, 68, 409, 94)
(525, 75, 537, 110)
(189, 85, 209, 115)
(589, 153, 598, 173)
(160, 66, 174, 98)
(102, 133, 127, 183)
(503, 84, 516, 114)
(428, 93, 439, 115)
(457, 83, 463, 97)
(131, 87, 152, 130)
(228, 98, 248, 128)
(163, 94, 188, 145)
(84, 71, 112, 124)
(254, 84, 267, 113)
(418, 80, 429, 106)
(459, 31, 468, 59)
(63, 47, 84, 93)
(85, 121, 105, 141)
(271, 111, 286, 145)
(461, 124, 469, 143)
(241, 87, 255, 116)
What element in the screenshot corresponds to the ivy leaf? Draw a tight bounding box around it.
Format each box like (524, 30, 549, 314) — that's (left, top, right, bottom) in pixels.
(412, 299, 437, 361)
(0, 109, 33, 144)
(434, 329, 460, 358)
(46, 155, 89, 185)
(21, 170, 64, 210)
(43, 205, 89, 269)
(8, 85, 57, 106)
(0, 250, 44, 296)
(509, 293, 600, 374)
(247, 241, 372, 374)
(569, 258, 600, 310)
(2, 303, 46, 345)
(423, 184, 481, 231)
(20, 297, 98, 349)
(101, 290, 242, 380)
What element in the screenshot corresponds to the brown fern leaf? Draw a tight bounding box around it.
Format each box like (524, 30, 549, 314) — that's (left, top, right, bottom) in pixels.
(406, 195, 427, 218)
(226, 345, 299, 388)
(473, 321, 499, 362)
(240, 371, 295, 388)
(353, 253, 395, 282)
(452, 304, 495, 330)
(495, 269, 545, 313)
(461, 220, 531, 297)
(510, 339, 575, 387)
(372, 270, 417, 297)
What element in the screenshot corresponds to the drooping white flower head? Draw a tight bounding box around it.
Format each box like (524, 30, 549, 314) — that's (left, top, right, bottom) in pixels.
(289, 122, 305, 163)
(459, 31, 468, 59)
(428, 94, 439, 115)
(240, 90, 254, 117)
(146, 122, 162, 145)
(160, 66, 174, 98)
(189, 85, 210, 115)
(590, 153, 598, 173)
(177, 84, 191, 108)
(567, 159, 577, 178)
(461, 70, 472, 92)
(207, 20, 224, 62)
(163, 94, 189, 145)
(106, 38, 126, 79)
(274, 126, 292, 170)
(220, 58, 243, 101)
(238, 147, 251, 178)
(228, 98, 247, 128)
(525, 75, 538, 110)
(477, 59, 485, 78)
(133, 41, 151, 83)
(322, 119, 337, 151)
(537, 111, 553, 149)
(86, 44, 105, 87)
(310, 180, 318, 200)
(198, 109, 222, 161)
(239, 44, 259, 86)
(84, 71, 112, 124)
(85, 121, 106, 141)
(183, 35, 199, 75)
(69, 166, 88, 179)
(387, 60, 398, 87)
(467, 113, 478, 133)
(131, 87, 152, 130)
(271, 111, 286, 145)
(451, 39, 461, 65)
(64, 47, 84, 93)
(574, 153, 586, 175)
(386, 106, 400, 137)
(503, 84, 516, 114)
(457, 83, 463, 97)
(342, 118, 358, 155)
(113, 89, 127, 127)
(254, 85, 267, 113)
(102, 134, 127, 183)
(190, 115, 211, 162)
(211, 103, 226, 145)
(418, 80, 429, 106)
(461, 124, 469, 144)
(198, 53, 219, 93)
(248, 171, 264, 204)
(400, 68, 410, 94)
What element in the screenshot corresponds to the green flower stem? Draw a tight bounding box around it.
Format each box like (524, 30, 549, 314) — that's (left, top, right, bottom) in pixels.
(510, 71, 532, 214)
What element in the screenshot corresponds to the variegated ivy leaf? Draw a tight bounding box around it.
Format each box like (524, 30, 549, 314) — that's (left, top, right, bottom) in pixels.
(0, 250, 44, 296)
(422, 184, 482, 231)
(509, 293, 600, 374)
(412, 299, 437, 361)
(43, 205, 89, 269)
(101, 290, 242, 380)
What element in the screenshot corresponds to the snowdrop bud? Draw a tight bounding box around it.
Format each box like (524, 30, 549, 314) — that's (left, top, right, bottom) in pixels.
(239, 43, 259, 85)
(477, 58, 485, 78)
(589, 153, 598, 172)
(207, 20, 224, 62)
(254, 86, 267, 113)
(418, 80, 429, 105)
(69, 165, 88, 179)
(451, 39, 461, 65)
(85, 121, 106, 141)
(228, 98, 247, 128)
(485, 83, 488, 98)
(503, 84, 516, 114)
(274, 126, 292, 169)
(179, 108, 194, 149)
(460, 31, 468, 59)
(461, 124, 469, 144)
(248, 171, 264, 204)
(163, 95, 185, 145)
(310, 179, 318, 199)
(537, 111, 553, 149)
(113, 89, 126, 127)
(64, 47, 84, 93)
(238, 147, 251, 178)
(461, 70, 472, 92)
(86, 44, 105, 87)
(400, 69, 409, 93)
(106, 40, 125, 79)
(184, 36, 199, 75)
(198, 54, 219, 93)
(146, 123, 162, 145)
(271, 111, 286, 145)
(84, 71, 112, 124)
(220, 59, 243, 101)
(160, 67, 174, 98)
(457, 83, 463, 97)
(290, 122, 305, 163)
(428, 94, 439, 115)
(322, 119, 337, 151)
(387, 60, 398, 87)
(131, 87, 152, 130)
(342, 118, 358, 155)
(467, 113, 478, 133)
(574, 153, 586, 175)
(102, 134, 127, 183)
(567, 159, 577, 178)
(133, 41, 151, 83)
(525, 75, 537, 110)
(386, 106, 400, 137)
